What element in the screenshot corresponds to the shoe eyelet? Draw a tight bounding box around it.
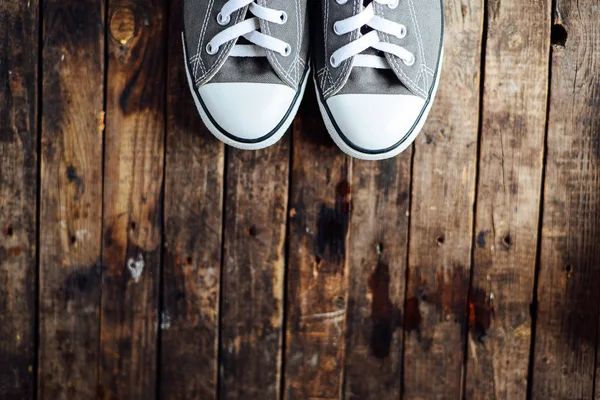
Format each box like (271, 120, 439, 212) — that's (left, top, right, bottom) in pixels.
(335, 0, 348, 4)
(282, 44, 292, 57)
(403, 54, 415, 66)
(333, 22, 343, 35)
(330, 55, 341, 68)
(279, 11, 288, 24)
(206, 43, 218, 55)
(217, 12, 230, 26)
(398, 24, 407, 38)
(388, 0, 399, 9)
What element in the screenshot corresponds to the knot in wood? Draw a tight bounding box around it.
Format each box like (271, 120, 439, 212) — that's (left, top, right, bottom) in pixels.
(110, 8, 136, 45)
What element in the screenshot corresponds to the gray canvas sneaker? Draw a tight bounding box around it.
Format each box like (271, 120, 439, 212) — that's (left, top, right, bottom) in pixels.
(314, 0, 444, 160)
(183, 0, 310, 150)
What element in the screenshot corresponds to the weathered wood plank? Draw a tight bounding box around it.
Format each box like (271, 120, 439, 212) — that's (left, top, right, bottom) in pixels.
(159, 0, 224, 397)
(99, 0, 167, 398)
(467, 0, 551, 398)
(284, 92, 351, 400)
(219, 142, 290, 399)
(403, 0, 483, 398)
(532, 1, 600, 398)
(0, 1, 39, 398)
(38, 0, 105, 398)
(342, 157, 411, 399)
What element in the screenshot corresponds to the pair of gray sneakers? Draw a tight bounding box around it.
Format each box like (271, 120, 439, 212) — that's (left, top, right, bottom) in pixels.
(182, 0, 444, 160)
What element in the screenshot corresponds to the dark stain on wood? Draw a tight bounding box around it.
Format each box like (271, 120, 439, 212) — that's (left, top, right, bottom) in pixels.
(407, 266, 492, 342)
(3, 225, 14, 237)
(433, 266, 471, 327)
(3, 247, 23, 257)
(316, 180, 351, 262)
(60, 263, 102, 303)
(368, 260, 402, 359)
(54, 329, 77, 372)
(118, 64, 143, 114)
(0, 351, 34, 399)
(468, 287, 494, 343)
(404, 297, 422, 333)
(477, 231, 487, 248)
(397, 191, 409, 205)
(104, 226, 113, 247)
(65, 164, 85, 198)
(0, 58, 14, 143)
(543, 255, 600, 355)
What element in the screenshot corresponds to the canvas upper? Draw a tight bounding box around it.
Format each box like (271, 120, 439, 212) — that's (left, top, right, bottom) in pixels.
(183, 0, 310, 149)
(313, 0, 444, 160)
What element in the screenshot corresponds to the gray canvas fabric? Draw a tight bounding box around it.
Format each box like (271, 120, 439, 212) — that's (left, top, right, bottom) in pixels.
(314, 0, 444, 100)
(183, 0, 309, 90)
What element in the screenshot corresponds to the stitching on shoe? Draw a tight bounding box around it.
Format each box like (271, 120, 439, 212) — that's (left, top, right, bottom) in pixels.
(261, 0, 301, 88)
(377, 0, 428, 98)
(194, 6, 245, 86)
(323, 0, 359, 98)
(261, 1, 293, 86)
(193, 0, 214, 78)
(291, 0, 302, 84)
(408, 0, 429, 89)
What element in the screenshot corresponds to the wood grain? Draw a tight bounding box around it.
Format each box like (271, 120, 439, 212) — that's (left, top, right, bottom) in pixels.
(38, 0, 105, 398)
(219, 142, 290, 399)
(342, 156, 411, 399)
(9, 0, 600, 397)
(467, 0, 551, 398)
(532, 1, 600, 398)
(159, 0, 224, 398)
(403, 1, 484, 398)
(99, 0, 167, 398)
(0, 1, 39, 398)
(284, 91, 351, 400)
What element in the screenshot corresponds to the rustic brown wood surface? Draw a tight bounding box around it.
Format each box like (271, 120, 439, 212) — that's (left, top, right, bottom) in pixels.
(38, 0, 105, 398)
(403, 0, 483, 398)
(2, 0, 600, 399)
(284, 89, 351, 400)
(159, 0, 224, 398)
(533, 0, 600, 398)
(468, 0, 551, 398)
(0, 1, 38, 399)
(342, 156, 411, 399)
(219, 141, 290, 399)
(100, 0, 167, 398)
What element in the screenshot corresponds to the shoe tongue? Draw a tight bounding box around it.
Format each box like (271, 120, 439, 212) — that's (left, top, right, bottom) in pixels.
(339, 66, 414, 96)
(213, 4, 282, 85)
(347, 3, 412, 96)
(213, 56, 282, 85)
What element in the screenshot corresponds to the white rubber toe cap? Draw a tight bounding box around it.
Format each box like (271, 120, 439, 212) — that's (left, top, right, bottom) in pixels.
(198, 82, 296, 141)
(326, 93, 427, 152)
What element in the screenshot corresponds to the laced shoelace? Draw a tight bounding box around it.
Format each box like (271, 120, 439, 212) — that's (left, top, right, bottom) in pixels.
(206, 0, 291, 58)
(330, 0, 415, 69)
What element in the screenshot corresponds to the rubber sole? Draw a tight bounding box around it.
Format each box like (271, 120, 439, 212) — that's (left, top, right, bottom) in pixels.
(182, 32, 309, 151)
(315, 48, 444, 161)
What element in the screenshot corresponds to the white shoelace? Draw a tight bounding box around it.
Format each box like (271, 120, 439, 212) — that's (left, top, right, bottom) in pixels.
(331, 0, 415, 69)
(206, 0, 291, 58)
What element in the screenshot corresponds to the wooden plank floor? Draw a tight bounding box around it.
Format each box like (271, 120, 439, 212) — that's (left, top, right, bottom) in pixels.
(1, 0, 599, 399)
